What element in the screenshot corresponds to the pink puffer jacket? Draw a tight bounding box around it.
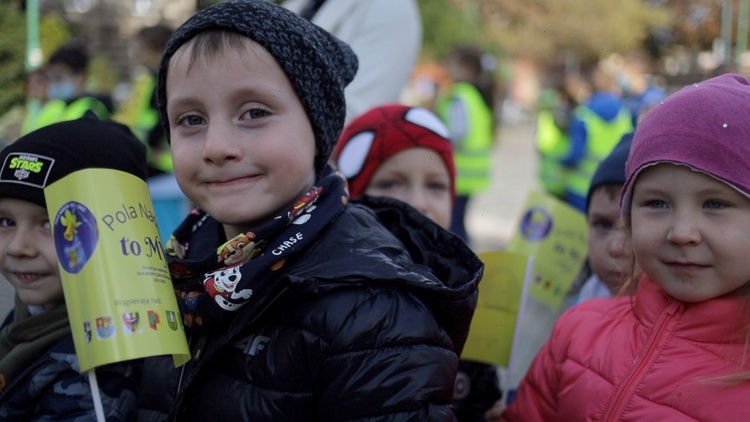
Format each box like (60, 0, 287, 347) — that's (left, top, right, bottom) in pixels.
(503, 275, 750, 421)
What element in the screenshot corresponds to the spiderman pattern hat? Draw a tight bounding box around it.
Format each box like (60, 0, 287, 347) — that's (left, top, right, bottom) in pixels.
(332, 104, 456, 200)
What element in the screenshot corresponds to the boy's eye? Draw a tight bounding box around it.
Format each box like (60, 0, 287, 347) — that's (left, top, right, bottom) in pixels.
(0, 217, 15, 228)
(42, 220, 51, 231)
(175, 114, 205, 127)
(242, 108, 270, 120)
(184, 115, 205, 126)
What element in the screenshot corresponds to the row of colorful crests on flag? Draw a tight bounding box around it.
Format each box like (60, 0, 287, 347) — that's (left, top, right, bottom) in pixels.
(461, 190, 588, 401)
(45, 168, 190, 373)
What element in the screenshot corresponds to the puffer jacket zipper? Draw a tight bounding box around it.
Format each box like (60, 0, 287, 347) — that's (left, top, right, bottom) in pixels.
(602, 299, 681, 421)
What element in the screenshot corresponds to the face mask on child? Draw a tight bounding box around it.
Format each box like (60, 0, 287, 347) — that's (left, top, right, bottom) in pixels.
(47, 81, 77, 101)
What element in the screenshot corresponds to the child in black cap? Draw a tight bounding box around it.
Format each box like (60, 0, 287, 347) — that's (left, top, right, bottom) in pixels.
(574, 133, 635, 304)
(0, 115, 144, 419)
(137, 0, 483, 420)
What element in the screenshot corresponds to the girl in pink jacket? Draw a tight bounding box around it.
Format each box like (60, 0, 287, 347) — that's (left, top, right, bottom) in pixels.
(497, 73, 750, 421)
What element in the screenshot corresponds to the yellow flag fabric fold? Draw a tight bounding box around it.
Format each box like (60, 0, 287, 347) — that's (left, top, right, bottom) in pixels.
(461, 251, 532, 367)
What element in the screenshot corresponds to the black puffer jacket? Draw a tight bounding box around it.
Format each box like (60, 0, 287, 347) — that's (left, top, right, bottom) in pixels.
(138, 196, 483, 421)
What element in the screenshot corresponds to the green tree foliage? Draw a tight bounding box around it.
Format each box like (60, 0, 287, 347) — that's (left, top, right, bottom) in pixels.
(0, 4, 70, 117)
(0, 1, 27, 116)
(0, 3, 70, 141)
(39, 13, 73, 65)
(419, 0, 672, 65)
(418, 0, 496, 60)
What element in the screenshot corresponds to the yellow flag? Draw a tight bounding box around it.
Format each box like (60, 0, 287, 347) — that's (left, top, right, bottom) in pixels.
(507, 190, 588, 311)
(461, 251, 533, 367)
(45, 168, 189, 372)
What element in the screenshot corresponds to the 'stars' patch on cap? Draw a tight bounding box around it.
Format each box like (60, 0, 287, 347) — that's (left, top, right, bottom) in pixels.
(0, 152, 55, 188)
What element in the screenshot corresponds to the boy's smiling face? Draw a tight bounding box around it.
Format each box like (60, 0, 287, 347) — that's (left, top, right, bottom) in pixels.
(0, 198, 64, 308)
(166, 36, 317, 239)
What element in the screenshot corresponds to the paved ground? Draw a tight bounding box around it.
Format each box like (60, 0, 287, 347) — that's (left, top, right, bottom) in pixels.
(0, 120, 541, 323)
(468, 120, 540, 252)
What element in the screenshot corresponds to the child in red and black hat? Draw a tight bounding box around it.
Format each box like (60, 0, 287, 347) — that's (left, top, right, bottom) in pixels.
(335, 103, 502, 422)
(333, 103, 456, 228)
(0, 115, 144, 419)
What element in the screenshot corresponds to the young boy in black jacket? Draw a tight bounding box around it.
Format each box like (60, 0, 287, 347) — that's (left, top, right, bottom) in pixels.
(137, 1, 483, 420)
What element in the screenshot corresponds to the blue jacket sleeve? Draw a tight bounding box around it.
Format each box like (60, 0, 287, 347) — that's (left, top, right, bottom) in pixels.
(561, 115, 587, 167)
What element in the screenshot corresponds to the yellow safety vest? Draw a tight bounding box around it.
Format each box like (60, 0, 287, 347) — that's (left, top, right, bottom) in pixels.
(438, 82, 494, 195)
(535, 109, 570, 197)
(21, 99, 44, 136)
(567, 106, 633, 199)
(22, 96, 111, 135)
(113, 71, 173, 174)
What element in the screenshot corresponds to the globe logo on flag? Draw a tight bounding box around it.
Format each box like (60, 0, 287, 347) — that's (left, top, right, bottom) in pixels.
(53, 201, 99, 273)
(519, 206, 553, 242)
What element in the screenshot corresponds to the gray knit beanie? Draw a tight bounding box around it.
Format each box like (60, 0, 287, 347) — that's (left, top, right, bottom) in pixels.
(157, 0, 358, 174)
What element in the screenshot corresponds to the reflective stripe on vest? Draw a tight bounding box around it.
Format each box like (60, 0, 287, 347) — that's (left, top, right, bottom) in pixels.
(60, 97, 110, 121)
(438, 82, 494, 195)
(24, 97, 111, 134)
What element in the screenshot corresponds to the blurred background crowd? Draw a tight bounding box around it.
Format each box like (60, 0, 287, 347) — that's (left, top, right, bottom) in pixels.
(0, 0, 747, 144)
(1, 0, 748, 309)
(2, 1, 750, 419)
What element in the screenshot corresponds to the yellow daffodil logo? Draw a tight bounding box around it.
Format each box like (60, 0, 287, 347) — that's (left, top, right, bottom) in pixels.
(54, 201, 98, 274)
(61, 209, 82, 241)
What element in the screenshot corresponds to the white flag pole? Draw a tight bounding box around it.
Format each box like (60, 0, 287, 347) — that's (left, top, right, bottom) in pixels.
(504, 255, 535, 406)
(88, 368, 106, 422)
